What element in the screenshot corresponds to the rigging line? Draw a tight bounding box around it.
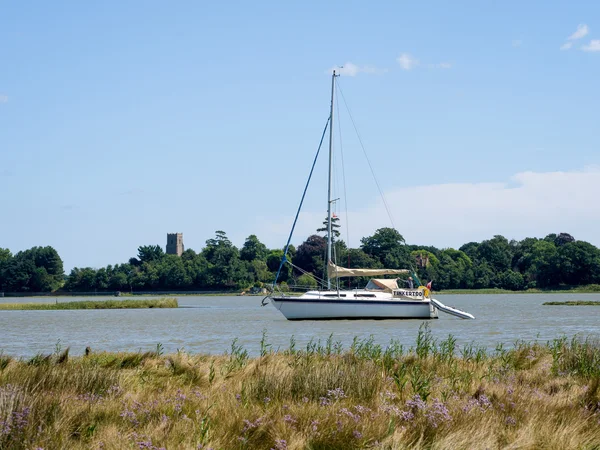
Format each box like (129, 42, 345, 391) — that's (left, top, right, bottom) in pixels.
(336, 80, 398, 231)
(335, 83, 351, 270)
(287, 260, 328, 288)
(272, 116, 331, 289)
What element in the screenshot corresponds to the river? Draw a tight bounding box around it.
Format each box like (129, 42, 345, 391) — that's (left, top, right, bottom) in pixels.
(1, 293, 599, 358)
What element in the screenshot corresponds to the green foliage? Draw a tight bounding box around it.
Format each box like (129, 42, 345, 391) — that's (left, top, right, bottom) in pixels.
(3, 230, 600, 294)
(0, 246, 64, 292)
(296, 273, 318, 289)
(240, 235, 268, 262)
(361, 227, 409, 268)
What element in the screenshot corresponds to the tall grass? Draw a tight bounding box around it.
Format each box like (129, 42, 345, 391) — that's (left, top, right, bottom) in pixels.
(0, 297, 178, 310)
(1, 327, 600, 449)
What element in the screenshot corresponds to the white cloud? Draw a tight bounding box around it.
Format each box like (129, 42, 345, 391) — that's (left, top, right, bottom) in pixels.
(397, 53, 419, 70)
(259, 167, 600, 250)
(582, 40, 600, 52)
(0, 94, 7, 103)
(327, 62, 387, 77)
(561, 24, 590, 50)
(568, 24, 589, 40)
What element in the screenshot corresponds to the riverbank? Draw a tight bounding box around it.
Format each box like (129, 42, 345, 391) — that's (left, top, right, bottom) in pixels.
(0, 329, 599, 449)
(543, 300, 600, 306)
(0, 297, 178, 310)
(3, 284, 600, 298)
(437, 284, 600, 294)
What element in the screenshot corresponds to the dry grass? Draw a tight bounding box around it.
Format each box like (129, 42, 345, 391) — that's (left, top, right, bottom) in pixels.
(1, 327, 600, 449)
(0, 298, 178, 310)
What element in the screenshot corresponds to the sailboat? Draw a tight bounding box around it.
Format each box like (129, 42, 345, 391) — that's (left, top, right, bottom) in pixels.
(264, 71, 474, 321)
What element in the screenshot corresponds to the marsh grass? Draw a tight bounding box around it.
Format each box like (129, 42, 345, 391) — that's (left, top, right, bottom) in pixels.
(543, 301, 600, 306)
(440, 284, 600, 294)
(0, 297, 178, 310)
(1, 326, 600, 449)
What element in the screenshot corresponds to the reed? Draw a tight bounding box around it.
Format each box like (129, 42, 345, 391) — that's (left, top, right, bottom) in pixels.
(1, 327, 599, 449)
(0, 297, 178, 310)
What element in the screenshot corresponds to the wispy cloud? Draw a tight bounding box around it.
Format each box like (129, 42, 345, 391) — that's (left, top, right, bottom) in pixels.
(397, 53, 451, 70)
(327, 62, 387, 77)
(561, 24, 589, 50)
(259, 166, 600, 250)
(397, 53, 419, 70)
(560, 42, 573, 51)
(0, 94, 7, 103)
(582, 39, 600, 52)
(568, 24, 589, 40)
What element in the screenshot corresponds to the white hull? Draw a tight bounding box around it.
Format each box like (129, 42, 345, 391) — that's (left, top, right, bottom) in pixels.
(270, 291, 438, 320)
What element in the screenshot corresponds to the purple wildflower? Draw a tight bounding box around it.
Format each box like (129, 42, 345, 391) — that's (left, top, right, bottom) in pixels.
(327, 388, 347, 400)
(319, 397, 331, 407)
(505, 416, 516, 426)
(339, 408, 361, 422)
(406, 394, 427, 411)
(353, 430, 363, 439)
(271, 439, 288, 450)
(283, 414, 297, 425)
(424, 398, 452, 427)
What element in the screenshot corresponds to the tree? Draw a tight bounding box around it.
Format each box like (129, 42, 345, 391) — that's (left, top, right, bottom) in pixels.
(137, 245, 165, 264)
(240, 235, 268, 262)
(554, 233, 575, 247)
(361, 228, 409, 268)
(266, 250, 292, 282)
(316, 215, 341, 239)
(555, 241, 600, 286)
(476, 235, 512, 273)
(1, 246, 64, 292)
(202, 231, 244, 288)
(296, 273, 318, 289)
(293, 235, 327, 277)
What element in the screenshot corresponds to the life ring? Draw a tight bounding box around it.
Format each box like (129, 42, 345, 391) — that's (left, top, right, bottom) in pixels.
(418, 286, 430, 298)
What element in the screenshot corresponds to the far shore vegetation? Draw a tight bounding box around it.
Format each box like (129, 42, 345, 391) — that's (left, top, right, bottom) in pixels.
(1, 327, 599, 449)
(2, 229, 600, 296)
(0, 297, 178, 310)
(543, 300, 600, 306)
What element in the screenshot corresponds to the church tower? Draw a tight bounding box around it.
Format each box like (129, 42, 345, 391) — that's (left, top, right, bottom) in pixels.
(166, 233, 184, 256)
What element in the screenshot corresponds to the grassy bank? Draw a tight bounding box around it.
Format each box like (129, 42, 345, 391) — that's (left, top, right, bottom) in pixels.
(0, 297, 178, 310)
(543, 300, 600, 306)
(438, 284, 600, 295)
(1, 328, 600, 449)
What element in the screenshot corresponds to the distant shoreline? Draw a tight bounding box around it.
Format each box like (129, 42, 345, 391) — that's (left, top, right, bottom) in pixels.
(2, 285, 600, 298)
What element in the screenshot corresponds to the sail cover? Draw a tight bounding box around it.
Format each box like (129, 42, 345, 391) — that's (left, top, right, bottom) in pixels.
(328, 261, 409, 279)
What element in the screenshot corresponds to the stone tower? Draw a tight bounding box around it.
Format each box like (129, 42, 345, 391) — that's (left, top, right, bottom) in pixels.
(166, 233, 184, 256)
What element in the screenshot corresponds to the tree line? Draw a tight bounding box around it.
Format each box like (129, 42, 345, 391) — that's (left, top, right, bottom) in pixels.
(1, 228, 600, 293)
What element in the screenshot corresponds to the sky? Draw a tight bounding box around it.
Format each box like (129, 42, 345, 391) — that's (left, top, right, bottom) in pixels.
(1, 1, 599, 271)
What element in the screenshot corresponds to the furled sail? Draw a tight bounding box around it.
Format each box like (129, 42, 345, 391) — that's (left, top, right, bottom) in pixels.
(327, 261, 409, 279)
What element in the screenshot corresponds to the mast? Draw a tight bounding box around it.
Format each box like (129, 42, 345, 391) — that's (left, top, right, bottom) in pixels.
(326, 70, 336, 289)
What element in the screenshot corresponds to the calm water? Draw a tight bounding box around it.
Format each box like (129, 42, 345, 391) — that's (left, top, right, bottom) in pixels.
(1, 293, 599, 358)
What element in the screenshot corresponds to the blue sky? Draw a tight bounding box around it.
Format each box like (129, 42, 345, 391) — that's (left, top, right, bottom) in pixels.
(1, 1, 599, 271)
